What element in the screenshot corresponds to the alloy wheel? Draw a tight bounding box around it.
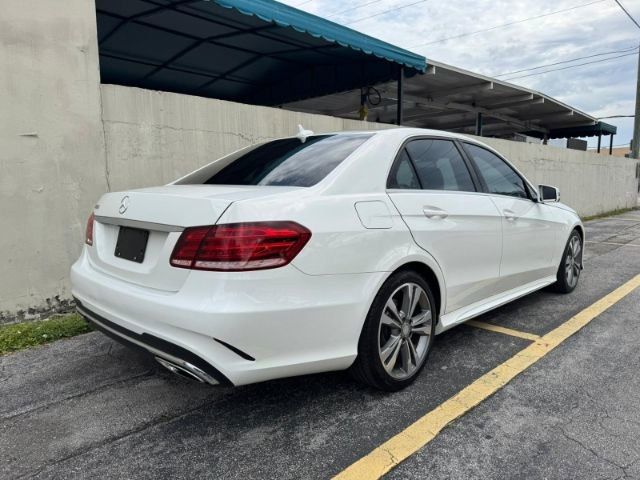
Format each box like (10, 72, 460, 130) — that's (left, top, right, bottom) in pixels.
(565, 235, 582, 288)
(377, 282, 432, 380)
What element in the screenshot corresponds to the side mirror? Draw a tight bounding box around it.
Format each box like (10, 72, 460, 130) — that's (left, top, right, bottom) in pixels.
(538, 184, 560, 203)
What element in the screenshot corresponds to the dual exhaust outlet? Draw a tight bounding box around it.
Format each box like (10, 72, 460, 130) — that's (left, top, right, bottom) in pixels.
(154, 356, 219, 385)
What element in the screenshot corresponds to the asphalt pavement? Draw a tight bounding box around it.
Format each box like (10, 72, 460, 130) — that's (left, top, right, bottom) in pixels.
(1, 210, 639, 480)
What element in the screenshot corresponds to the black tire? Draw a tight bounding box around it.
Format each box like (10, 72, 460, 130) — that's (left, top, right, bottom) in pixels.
(550, 229, 583, 294)
(350, 270, 437, 391)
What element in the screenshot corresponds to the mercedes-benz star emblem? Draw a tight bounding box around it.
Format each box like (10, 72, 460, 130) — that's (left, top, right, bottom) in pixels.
(119, 195, 130, 215)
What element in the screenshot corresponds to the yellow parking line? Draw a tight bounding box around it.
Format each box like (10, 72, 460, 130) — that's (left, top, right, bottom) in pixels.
(333, 273, 640, 480)
(465, 320, 540, 341)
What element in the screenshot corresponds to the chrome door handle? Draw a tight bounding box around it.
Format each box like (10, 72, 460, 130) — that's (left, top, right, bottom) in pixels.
(423, 206, 448, 219)
(503, 209, 517, 221)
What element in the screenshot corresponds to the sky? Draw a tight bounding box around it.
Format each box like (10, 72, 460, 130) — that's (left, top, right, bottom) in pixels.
(279, 0, 640, 148)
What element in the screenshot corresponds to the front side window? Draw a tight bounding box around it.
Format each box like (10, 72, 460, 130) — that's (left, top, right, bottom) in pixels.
(405, 139, 476, 192)
(181, 134, 372, 187)
(464, 143, 529, 199)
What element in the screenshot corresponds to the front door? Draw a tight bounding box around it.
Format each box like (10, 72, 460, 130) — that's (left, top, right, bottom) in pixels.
(462, 143, 559, 291)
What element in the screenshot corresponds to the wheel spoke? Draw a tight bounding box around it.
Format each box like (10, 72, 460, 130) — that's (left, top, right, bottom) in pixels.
(407, 339, 419, 366)
(382, 310, 402, 329)
(573, 264, 580, 278)
(412, 325, 431, 336)
(385, 299, 402, 324)
(401, 284, 414, 316)
(409, 287, 421, 318)
(380, 334, 401, 361)
(573, 241, 582, 260)
(381, 335, 402, 372)
(411, 309, 431, 327)
(567, 266, 573, 285)
(400, 340, 412, 373)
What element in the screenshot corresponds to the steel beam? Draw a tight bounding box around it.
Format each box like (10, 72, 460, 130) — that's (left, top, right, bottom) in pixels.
(488, 97, 545, 111)
(424, 82, 494, 100)
(519, 110, 574, 122)
(475, 112, 483, 136)
(397, 67, 404, 126)
(401, 94, 548, 133)
(609, 134, 615, 155)
(480, 93, 534, 108)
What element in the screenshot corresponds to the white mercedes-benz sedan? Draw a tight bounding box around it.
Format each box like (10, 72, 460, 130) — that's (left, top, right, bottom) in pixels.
(71, 128, 583, 391)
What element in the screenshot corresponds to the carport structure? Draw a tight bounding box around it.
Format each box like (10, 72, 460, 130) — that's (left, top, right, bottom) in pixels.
(285, 59, 618, 149)
(95, 0, 424, 122)
(94, 0, 616, 148)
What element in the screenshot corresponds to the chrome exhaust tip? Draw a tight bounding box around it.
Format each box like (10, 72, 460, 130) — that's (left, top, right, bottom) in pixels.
(155, 356, 219, 385)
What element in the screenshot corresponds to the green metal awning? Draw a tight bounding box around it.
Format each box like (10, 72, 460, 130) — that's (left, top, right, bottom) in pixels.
(213, 0, 426, 72)
(96, 0, 427, 105)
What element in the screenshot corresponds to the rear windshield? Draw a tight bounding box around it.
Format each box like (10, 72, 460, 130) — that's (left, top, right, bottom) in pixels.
(197, 134, 372, 187)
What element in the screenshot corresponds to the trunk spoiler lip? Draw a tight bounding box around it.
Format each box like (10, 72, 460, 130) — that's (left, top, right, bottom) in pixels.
(94, 215, 185, 233)
(94, 200, 236, 233)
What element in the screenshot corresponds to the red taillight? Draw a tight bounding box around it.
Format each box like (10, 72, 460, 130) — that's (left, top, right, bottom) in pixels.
(85, 213, 95, 246)
(170, 222, 311, 271)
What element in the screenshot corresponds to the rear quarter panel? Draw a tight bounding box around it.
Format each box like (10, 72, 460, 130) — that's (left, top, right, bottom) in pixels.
(218, 192, 410, 275)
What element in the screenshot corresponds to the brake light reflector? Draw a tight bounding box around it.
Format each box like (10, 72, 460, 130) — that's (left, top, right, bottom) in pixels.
(85, 213, 95, 246)
(170, 222, 311, 271)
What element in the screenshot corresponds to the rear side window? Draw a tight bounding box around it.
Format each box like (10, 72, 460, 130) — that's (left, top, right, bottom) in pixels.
(198, 134, 371, 187)
(464, 143, 528, 199)
(387, 150, 420, 189)
(405, 139, 476, 192)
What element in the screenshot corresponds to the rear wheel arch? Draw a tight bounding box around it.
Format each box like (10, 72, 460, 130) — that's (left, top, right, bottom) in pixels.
(393, 262, 442, 321)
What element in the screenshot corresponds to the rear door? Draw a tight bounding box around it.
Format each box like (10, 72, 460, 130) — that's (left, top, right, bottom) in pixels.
(387, 137, 503, 313)
(462, 143, 560, 291)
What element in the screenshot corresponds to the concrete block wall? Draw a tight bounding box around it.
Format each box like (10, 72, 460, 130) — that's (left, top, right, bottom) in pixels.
(100, 85, 393, 191)
(100, 85, 639, 216)
(0, 0, 108, 322)
(479, 137, 639, 218)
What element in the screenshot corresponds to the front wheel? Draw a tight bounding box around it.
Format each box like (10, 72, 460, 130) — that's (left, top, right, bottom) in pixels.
(350, 270, 436, 391)
(551, 230, 583, 293)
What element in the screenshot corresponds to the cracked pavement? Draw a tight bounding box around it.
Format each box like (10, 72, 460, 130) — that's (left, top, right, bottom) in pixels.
(1, 211, 640, 479)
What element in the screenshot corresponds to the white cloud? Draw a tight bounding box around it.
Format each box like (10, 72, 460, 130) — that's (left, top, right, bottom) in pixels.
(282, 0, 640, 146)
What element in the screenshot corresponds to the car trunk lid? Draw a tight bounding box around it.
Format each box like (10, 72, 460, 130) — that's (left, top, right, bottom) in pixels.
(87, 185, 300, 291)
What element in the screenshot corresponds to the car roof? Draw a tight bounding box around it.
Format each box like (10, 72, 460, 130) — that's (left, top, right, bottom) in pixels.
(306, 127, 475, 142)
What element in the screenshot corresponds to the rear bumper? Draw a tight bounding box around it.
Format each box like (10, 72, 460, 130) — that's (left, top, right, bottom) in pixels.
(76, 300, 228, 385)
(71, 248, 385, 385)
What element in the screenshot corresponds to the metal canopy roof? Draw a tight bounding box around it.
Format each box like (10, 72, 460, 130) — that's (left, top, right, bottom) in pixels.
(95, 0, 426, 106)
(95, 1, 613, 140)
(283, 59, 617, 140)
